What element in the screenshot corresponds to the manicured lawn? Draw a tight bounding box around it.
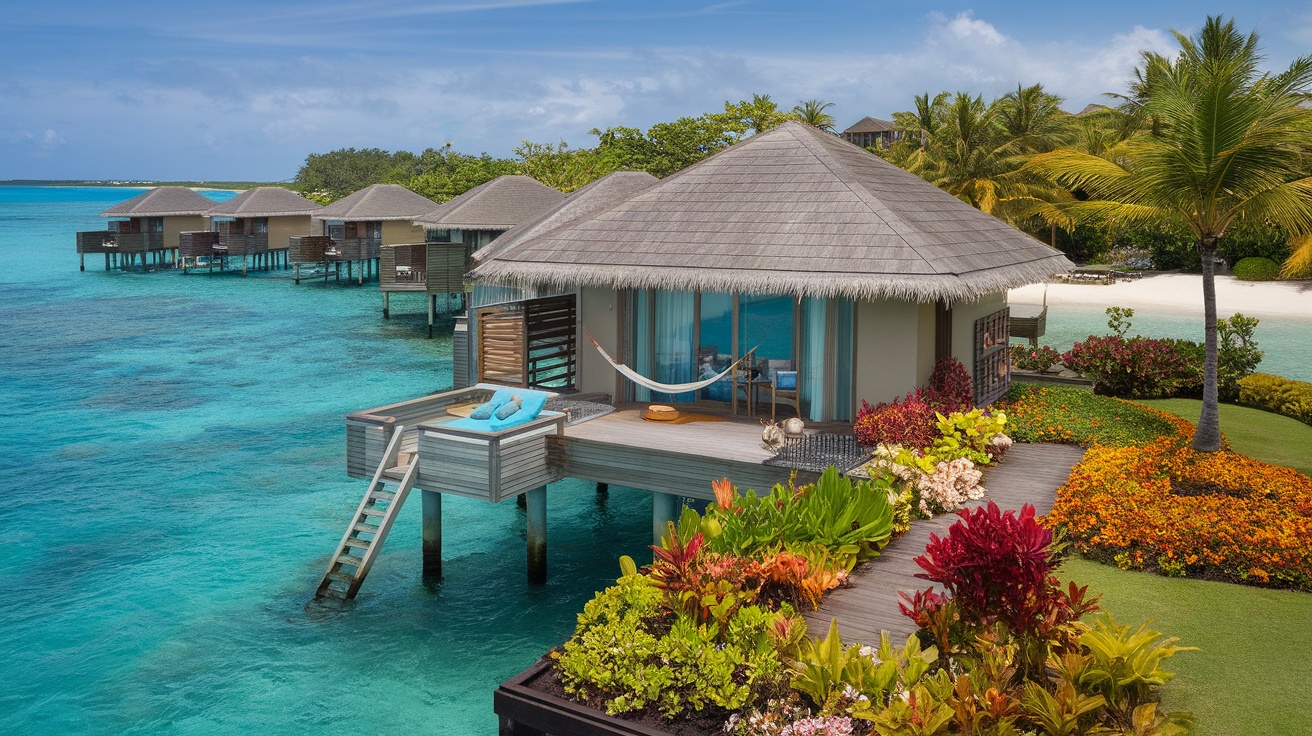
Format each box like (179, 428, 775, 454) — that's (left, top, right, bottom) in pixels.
(1140, 398, 1312, 475)
(1061, 557, 1312, 736)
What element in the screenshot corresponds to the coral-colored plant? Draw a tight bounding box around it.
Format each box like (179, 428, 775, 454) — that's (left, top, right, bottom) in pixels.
(1048, 430, 1312, 589)
(855, 389, 938, 448)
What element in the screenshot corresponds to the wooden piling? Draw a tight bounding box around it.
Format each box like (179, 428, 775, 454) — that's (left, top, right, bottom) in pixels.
(422, 489, 442, 582)
(428, 294, 436, 338)
(294, 262, 301, 284)
(526, 486, 547, 584)
(383, 291, 390, 319)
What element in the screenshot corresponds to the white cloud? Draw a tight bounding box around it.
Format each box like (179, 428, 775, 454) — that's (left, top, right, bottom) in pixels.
(940, 11, 1007, 47)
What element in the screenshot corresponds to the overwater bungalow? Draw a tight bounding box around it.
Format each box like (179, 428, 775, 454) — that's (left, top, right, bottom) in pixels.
(76, 186, 214, 271)
(185, 187, 321, 275)
(400, 175, 565, 334)
(840, 115, 904, 149)
(294, 183, 437, 287)
(321, 121, 1071, 603)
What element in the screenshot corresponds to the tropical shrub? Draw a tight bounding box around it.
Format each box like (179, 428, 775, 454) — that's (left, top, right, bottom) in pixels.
(854, 389, 938, 449)
(1216, 313, 1264, 402)
(999, 384, 1189, 447)
(1010, 343, 1062, 371)
(1048, 431, 1312, 589)
(927, 356, 974, 413)
(555, 574, 796, 718)
(1238, 372, 1312, 425)
(1231, 256, 1282, 280)
(706, 468, 896, 571)
(931, 408, 1009, 464)
(1061, 335, 1200, 399)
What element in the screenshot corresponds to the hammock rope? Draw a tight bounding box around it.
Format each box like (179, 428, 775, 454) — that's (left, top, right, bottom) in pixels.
(582, 327, 754, 395)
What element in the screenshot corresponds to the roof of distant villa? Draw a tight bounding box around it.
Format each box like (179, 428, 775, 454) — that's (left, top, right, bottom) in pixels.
(99, 186, 215, 218)
(413, 175, 565, 231)
(207, 187, 322, 218)
(473, 171, 659, 264)
(472, 121, 1073, 303)
(841, 116, 896, 134)
(314, 183, 438, 221)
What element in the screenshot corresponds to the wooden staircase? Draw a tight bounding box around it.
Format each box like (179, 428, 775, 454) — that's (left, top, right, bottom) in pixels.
(316, 425, 419, 601)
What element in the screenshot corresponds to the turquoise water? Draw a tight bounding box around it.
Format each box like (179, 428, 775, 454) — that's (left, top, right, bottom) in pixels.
(1016, 304, 1312, 383)
(0, 187, 652, 735)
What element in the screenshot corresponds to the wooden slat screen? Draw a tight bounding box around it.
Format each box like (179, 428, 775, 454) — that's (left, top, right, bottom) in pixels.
(973, 307, 1010, 406)
(476, 294, 577, 390)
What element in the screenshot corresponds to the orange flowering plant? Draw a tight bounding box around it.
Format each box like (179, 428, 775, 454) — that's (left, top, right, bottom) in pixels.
(1048, 429, 1312, 589)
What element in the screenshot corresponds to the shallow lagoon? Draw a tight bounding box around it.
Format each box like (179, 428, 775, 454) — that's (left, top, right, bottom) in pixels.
(0, 187, 651, 735)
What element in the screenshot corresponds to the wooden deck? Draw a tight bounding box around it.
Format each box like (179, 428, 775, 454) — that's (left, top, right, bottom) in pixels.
(554, 402, 848, 499)
(803, 443, 1087, 645)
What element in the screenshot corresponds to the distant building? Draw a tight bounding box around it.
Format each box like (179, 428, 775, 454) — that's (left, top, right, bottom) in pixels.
(841, 116, 902, 149)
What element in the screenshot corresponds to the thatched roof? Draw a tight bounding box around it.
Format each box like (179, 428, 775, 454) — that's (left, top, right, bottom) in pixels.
(314, 183, 437, 221)
(100, 186, 215, 218)
(206, 187, 321, 218)
(473, 171, 659, 264)
(473, 121, 1073, 304)
(842, 116, 895, 134)
(413, 175, 565, 230)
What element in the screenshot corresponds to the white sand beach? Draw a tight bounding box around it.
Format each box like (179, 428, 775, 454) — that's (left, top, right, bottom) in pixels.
(1010, 274, 1312, 320)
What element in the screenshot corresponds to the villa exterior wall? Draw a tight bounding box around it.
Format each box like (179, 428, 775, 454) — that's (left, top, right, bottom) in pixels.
(164, 215, 207, 250)
(382, 220, 427, 245)
(853, 298, 922, 408)
(915, 302, 937, 387)
(269, 215, 313, 251)
(577, 287, 621, 399)
(950, 291, 1008, 382)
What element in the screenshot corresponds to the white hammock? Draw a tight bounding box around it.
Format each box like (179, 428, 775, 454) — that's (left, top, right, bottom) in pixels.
(583, 328, 753, 395)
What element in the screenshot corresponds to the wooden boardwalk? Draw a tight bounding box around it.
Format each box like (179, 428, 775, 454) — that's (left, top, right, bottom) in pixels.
(804, 443, 1087, 644)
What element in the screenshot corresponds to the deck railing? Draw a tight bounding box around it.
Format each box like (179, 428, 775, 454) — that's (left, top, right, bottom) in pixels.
(217, 233, 270, 256)
(76, 231, 163, 253)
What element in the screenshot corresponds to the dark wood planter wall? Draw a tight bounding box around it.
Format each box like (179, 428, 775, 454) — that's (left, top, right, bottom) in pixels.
(495, 658, 694, 736)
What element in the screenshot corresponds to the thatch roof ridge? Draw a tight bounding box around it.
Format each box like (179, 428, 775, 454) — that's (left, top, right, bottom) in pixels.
(207, 187, 322, 217)
(473, 171, 659, 264)
(99, 186, 215, 217)
(314, 183, 437, 221)
(472, 121, 1072, 304)
(413, 175, 565, 230)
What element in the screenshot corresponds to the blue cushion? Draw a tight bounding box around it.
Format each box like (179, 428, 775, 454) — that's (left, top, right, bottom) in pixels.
(517, 390, 550, 420)
(468, 389, 515, 419)
(494, 396, 524, 420)
(776, 371, 797, 391)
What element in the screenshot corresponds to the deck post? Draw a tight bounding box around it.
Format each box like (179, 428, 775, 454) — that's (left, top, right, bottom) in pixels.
(80, 253, 85, 272)
(104, 253, 110, 271)
(242, 254, 248, 277)
(422, 489, 442, 582)
(427, 294, 436, 338)
(525, 486, 547, 584)
(652, 492, 679, 548)
(294, 262, 300, 284)
(383, 292, 390, 319)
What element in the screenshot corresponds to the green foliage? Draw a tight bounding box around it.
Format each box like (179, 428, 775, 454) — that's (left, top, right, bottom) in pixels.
(1230, 256, 1282, 281)
(555, 575, 790, 719)
(1106, 306, 1134, 337)
(513, 139, 612, 193)
(1238, 373, 1312, 425)
(706, 467, 895, 569)
(403, 148, 522, 202)
(1000, 384, 1182, 446)
(1076, 615, 1197, 728)
(930, 409, 1008, 465)
(791, 99, 837, 132)
(1216, 313, 1263, 401)
(787, 620, 936, 716)
(294, 147, 421, 200)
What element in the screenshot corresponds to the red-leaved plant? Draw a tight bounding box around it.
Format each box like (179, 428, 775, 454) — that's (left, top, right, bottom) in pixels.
(899, 502, 1099, 681)
(928, 356, 975, 413)
(855, 388, 939, 448)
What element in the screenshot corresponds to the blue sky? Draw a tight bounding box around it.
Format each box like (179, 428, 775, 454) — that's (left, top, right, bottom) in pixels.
(1, 1, 1307, 181)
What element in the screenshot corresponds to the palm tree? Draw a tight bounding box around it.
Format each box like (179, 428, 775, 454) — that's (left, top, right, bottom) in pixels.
(792, 99, 837, 132)
(1029, 16, 1312, 451)
(996, 83, 1071, 153)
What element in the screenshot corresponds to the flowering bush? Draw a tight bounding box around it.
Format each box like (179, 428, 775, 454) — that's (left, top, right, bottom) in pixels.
(902, 456, 986, 517)
(1048, 430, 1312, 589)
(1010, 343, 1062, 371)
(1061, 334, 1201, 399)
(998, 384, 1189, 447)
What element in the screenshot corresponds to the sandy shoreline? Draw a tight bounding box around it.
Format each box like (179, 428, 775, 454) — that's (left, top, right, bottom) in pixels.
(1010, 274, 1312, 320)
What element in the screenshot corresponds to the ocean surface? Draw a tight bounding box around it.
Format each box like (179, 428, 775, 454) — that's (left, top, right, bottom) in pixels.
(0, 186, 652, 735)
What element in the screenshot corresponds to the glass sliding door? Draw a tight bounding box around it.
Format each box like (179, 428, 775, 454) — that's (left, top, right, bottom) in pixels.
(800, 297, 855, 421)
(698, 292, 734, 402)
(630, 289, 696, 403)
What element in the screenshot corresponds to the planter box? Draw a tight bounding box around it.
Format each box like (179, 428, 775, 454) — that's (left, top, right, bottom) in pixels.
(495, 657, 720, 736)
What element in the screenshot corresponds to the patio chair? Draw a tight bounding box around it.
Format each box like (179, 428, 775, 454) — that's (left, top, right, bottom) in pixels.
(764, 359, 798, 421)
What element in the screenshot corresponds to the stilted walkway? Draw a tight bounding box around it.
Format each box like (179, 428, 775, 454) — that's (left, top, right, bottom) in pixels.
(804, 443, 1087, 644)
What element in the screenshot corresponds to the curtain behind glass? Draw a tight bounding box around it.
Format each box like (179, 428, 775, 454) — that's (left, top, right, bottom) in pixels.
(833, 298, 854, 421)
(653, 290, 695, 402)
(801, 298, 827, 421)
(633, 290, 652, 402)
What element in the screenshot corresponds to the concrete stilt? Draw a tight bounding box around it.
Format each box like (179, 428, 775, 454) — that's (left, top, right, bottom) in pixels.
(652, 492, 679, 548)
(422, 490, 443, 582)
(383, 291, 390, 319)
(526, 486, 547, 584)
(294, 262, 301, 284)
(427, 294, 436, 338)
(596, 483, 609, 495)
